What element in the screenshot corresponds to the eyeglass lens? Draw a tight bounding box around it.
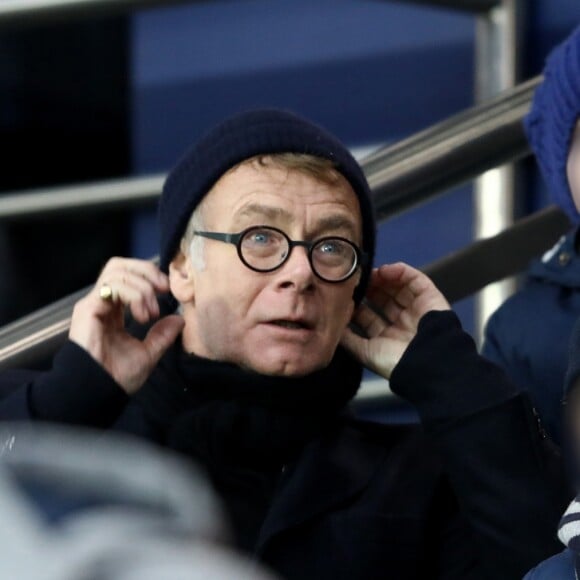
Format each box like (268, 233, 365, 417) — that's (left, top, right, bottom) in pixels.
(240, 227, 357, 281)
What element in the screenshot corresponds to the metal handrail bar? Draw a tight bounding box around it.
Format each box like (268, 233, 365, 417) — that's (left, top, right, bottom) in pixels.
(0, 0, 499, 29)
(424, 206, 571, 303)
(0, 288, 84, 370)
(365, 76, 538, 221)
(0, 0, 192, 28)
(0, 77, 540, 224)
(390, 0, 498, 13)
(0, 175, 164, 221)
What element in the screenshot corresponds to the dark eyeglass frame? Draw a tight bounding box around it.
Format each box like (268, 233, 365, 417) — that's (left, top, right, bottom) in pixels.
(193, 225, 366, 283)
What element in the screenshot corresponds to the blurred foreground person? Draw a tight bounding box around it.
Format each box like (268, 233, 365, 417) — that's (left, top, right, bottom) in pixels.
(0, 423, 274, 579)
(0, 109, 570, 579)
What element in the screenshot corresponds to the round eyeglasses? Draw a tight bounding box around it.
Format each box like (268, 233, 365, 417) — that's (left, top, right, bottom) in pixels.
(193, 225, 366, 283)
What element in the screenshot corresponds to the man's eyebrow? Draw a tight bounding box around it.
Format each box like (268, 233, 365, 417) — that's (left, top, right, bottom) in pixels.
(234, 203, 292, 223)
(315, 215, 359, 238)
(233, 202, 359, 239)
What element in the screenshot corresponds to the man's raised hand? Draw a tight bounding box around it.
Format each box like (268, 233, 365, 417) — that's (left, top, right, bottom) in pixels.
(341, 263, 450, 379)
(69, 258, 185, 394)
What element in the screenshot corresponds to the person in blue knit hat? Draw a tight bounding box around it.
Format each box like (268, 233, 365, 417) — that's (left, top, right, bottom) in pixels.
(482, 24, 580, 448)
(0, 108, 569, 579)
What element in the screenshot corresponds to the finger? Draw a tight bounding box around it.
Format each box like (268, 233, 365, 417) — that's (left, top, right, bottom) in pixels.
(363, 270, 414, 315)
(143, 315, 185, 367)
(378, 263, 450, 311)
(98, 258, 169, 294)
(382, 298, 404, 326)
(94, 265, 166, 323)
(377, 263, 433, 297)
(113, 281, 158, 324)
(351, 303, 389, 339)
(90, 279, 151, 324)
(340, 325, 369, 365)
(83, 284, 125, 320)
(69, 290, 125, 348)
(366, 264, 433, 310)
(361, 277, 403, 317)
(110, 271, 161, 319)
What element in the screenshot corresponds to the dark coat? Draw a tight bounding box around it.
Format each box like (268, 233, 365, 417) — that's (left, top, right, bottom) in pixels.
(482, 227, 580, 446)
(0, 311, 570, 580)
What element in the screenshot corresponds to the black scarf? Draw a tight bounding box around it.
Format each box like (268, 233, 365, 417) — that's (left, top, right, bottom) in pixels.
(134, 337, 363, 550)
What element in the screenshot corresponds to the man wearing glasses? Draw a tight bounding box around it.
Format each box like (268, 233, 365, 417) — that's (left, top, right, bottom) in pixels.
(3, 110, 569, 579)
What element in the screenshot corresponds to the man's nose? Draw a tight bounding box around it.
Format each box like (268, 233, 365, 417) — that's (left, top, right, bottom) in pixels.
(276, 245, 316, 292)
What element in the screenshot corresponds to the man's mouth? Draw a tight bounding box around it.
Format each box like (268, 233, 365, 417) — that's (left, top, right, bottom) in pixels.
(269, 319, 312, 330)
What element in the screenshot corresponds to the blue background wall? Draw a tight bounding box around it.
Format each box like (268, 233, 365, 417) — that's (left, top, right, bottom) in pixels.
(129, 0, 580, 332)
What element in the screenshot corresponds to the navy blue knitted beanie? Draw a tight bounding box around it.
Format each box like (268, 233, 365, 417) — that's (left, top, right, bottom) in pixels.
(158, 109, 376, 304)
(524, 25, 580, 222)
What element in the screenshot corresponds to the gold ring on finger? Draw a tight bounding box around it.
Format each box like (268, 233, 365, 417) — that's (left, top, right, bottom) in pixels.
(99, 283, 114, 302)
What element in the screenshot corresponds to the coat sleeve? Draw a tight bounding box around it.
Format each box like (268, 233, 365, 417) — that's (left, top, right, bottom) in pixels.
(522, 549, 575, 579)
(480, 306, 517, 375)
(389, 311, 571, 580)
(0, 341, 128, 427)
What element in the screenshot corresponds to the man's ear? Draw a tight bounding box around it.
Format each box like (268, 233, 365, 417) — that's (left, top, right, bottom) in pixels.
(169, 251, 196, 303)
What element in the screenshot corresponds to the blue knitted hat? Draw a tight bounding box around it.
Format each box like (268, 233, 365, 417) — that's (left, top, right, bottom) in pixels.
(158, 109, 376, 304)
(524, 25, 580, 222)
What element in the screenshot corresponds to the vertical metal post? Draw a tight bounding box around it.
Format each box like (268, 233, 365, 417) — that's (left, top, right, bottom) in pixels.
(473, 0, 523, 343)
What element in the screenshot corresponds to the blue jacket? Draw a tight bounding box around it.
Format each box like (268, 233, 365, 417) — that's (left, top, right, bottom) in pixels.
(524, 548, 574, 579)
(482, 227, 580, 446)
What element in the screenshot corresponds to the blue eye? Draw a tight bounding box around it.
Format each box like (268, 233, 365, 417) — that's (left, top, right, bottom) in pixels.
(251, 231, 271, 244)
(320, 241, 338, 253)
(241, 228, 285, 258)
(318, 240, 347, 255)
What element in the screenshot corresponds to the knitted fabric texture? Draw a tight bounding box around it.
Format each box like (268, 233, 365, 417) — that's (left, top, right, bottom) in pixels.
(524, 25, 580, 222)
(158, 109, 376, 304)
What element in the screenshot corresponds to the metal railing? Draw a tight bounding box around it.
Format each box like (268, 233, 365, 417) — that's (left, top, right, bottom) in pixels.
(0, 0, 499, 28)
(425, 207, 570, 303)
(392, 0, 499, 13)
(0, 75, 568, 370)
(0, 77, 538, 223)
(0, 176, 164, 222)
(364, 76, 537, 220)
(0, 0, 191, 28)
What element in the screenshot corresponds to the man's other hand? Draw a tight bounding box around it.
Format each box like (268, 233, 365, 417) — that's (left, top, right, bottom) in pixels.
(341, 263, 450, 379)
(69, 258, 185, 394)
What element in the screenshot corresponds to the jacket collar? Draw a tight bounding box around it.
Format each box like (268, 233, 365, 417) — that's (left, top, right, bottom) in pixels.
(529, 226, 580, 288)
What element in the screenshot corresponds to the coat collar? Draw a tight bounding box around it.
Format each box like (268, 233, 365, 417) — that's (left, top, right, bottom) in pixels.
(529, 226, 580, 288)
(255, 420, 388, 552)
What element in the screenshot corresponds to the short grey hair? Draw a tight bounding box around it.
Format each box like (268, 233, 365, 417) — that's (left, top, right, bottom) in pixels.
(180, 204, 206, 271)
